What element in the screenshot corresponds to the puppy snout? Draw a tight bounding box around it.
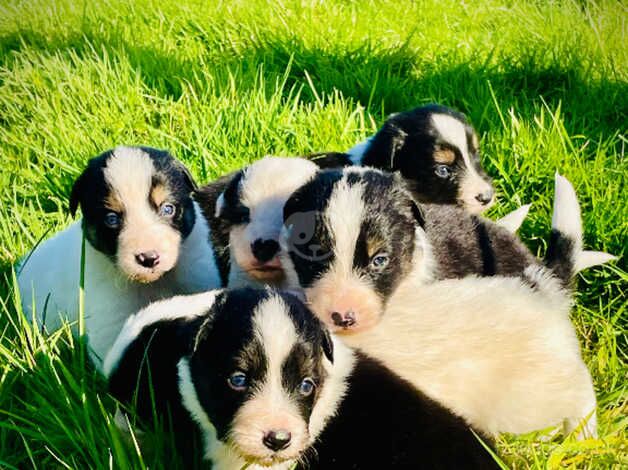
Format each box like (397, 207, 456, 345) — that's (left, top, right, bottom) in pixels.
(135, 250, 160, 268)
(331, 310, 356, 329)
(252, 239, 280, 263)
(263, 430, 292, 451)
(475, 189, 494, 205)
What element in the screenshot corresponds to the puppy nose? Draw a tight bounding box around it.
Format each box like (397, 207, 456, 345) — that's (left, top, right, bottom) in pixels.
(251, 239, 279, 263)
(475, 189, 494, 205)
(331, 310, 356, 329)
(135, 251, 160, 268)
(263, 430, 291, 451)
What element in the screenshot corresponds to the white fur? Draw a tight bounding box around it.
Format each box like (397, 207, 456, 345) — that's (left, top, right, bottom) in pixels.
(552, 173, 616, 273)
(496, 204, 531, 233)
(342, 275, 597, 438)
(103, 290, 220, 377)
(18, 202, 221, 370)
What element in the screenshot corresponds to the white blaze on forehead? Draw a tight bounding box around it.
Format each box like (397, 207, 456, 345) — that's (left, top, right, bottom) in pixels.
(253, 294, 299, 373)
(430, 113, 476, 169)
(103, 146, 155, 206)
(324, 175, 365, 275)
(241, 156, 318, 242)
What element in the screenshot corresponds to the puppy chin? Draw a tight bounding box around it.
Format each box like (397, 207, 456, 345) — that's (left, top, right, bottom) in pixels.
(460, 197, 495, 214)
(239, 255, 286, 284)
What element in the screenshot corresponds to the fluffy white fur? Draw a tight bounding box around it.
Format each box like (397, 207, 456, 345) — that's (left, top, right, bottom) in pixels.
(341, 274, 597, 438)
(495, 204, 531, 233)
(18, 202, 221, 370)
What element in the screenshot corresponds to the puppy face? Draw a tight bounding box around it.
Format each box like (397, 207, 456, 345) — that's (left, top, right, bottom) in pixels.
(70, 146, 196, 282)
(187, 289, 333, 466)
(214, 157, 318, 284)
(281, 169, 422, 334)
(362, 104, 494, 213)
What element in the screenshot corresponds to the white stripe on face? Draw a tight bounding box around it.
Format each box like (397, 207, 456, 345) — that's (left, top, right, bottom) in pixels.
(230, 294, 309, 461)
(324, 175, 366, 276)
(430, 113, 477, 175)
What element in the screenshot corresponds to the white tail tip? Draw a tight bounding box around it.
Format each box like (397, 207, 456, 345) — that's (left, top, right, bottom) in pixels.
(552, 173, 582, 251)
(496, 204, 531, 233)
(575, 251, 617, 273)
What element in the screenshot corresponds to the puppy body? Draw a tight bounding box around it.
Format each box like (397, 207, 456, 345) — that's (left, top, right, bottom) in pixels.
(106, 289, 497, 469)
(281, 168, 613, 333)
(342, 273, 597, 438)
(18, 146, 221, 368)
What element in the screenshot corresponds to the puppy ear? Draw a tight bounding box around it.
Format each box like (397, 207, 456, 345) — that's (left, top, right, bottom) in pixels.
(69, 171, 86, 217)
(321, 328, 334, 364)
(410, 200, 426, 228)
(365, 122, 407, 170)
(174, 160, 198, 192)
(215, 170, 244, 218)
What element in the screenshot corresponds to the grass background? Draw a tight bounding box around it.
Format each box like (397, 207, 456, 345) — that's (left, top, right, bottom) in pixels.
(0, 0, 625, 467)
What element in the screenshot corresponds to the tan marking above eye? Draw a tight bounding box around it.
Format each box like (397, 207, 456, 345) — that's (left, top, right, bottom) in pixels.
(104, 193, 123, 213)
(150, 183, 172, 207)
(366, 238, 385, 258)
(433, 148, 456, 165)
(471, 132, 480, 153)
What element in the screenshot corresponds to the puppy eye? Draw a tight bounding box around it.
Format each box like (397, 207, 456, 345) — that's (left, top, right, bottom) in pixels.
(222, 205, 250, 225)
(104, 212, 121, 228)
(159, 202, 176, 217)
(369, 253, 389, 270)
(227, 371, 248, 391)
(434, 164, 451, 179)
(298, 378, 315, 396)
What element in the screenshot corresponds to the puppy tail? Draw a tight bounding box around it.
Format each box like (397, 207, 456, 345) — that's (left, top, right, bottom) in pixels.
(545, 173, 616, 286)
(495, 204, 531, 233)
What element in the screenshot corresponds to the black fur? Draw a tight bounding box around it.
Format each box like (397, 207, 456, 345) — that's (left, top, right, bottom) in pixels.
(545, 229, 575, 287)
(303, 352, 498, 470)
(194, 171, 240, 285)
(69, 146, 197, 257)
(306, 151, 353, 169)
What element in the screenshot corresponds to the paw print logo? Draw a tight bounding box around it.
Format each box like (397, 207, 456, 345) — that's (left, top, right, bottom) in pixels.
(283, 211, 331, 261)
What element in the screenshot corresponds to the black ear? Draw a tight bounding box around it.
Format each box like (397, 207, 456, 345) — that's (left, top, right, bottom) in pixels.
(321, 328, 334, 364)
(364, 122, 407, 170)
(69, 171, 86, 217)
(174, 159, 198, 192)
(215, 170, 244, 218)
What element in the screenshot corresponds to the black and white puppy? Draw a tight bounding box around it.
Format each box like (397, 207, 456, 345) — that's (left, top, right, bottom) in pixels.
(280, 168, 613, 333)
(195, 156, 319, 288)
(17, 146, 221, 368)
(105, 289, 498, 469)
(312, 104, 495, 213)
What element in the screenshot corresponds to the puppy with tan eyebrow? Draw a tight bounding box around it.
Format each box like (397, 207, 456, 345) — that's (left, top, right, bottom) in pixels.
(311, 104, 496, 214)
(17, 146, 221, 369)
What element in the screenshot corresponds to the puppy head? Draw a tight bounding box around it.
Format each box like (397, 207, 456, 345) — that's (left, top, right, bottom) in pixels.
(214, 156, 318, 284)
(362, 104, 494, 213)
(281, 168, 423, 334)
(69, 146, 197, 282)
(185, 289, 334, 466)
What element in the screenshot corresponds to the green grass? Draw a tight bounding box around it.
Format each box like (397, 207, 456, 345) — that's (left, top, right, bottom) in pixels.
(0, 0, 625, 467)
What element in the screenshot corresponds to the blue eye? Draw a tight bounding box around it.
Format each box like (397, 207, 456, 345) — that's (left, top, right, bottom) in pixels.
(228, 372, 248, 391)
(159, 202, 176, 217)
(298, 378, 315, 396)
(104, 212, 121, 228)
(370, 253, 389, 270)
(435, 165, 451, 179)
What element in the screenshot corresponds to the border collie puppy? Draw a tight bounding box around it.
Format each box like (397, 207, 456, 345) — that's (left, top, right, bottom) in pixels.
(280, 169, 613, 333)
(195, 156, 318, 288)
(312, 104, 495, 213)
(105, 289, 498, 469)
(17, 146, 221, 368)
(341, 272, 598, 439)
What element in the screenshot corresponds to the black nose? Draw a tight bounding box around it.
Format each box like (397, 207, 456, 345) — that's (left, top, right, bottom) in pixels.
(135, 251, 160, 268)
(251, 239, 279, 263)
(263, 430, 291, 451)
(331, 311, 356, 328)
(475, 189, 494, 205)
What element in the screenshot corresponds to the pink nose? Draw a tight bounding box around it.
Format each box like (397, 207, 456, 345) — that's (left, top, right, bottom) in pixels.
(331, 310, 357, 329)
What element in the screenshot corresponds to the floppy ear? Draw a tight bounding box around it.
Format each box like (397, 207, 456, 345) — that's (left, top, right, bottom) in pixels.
(69, 171, 86, 217)
(365, 122, 407, 169)
(321, 328, 334, 364)
(215, 170, 244, 218)
(174, 159, 198, 192)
